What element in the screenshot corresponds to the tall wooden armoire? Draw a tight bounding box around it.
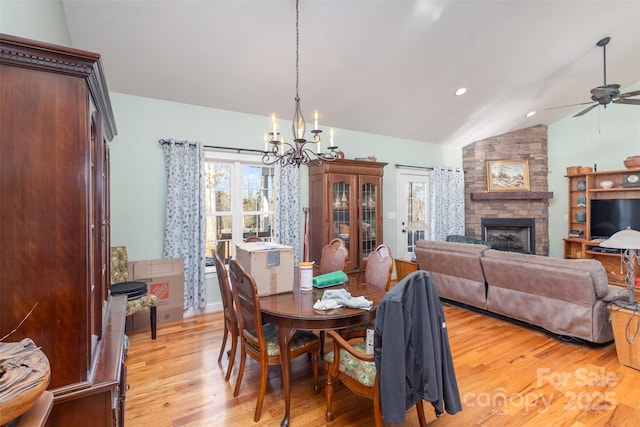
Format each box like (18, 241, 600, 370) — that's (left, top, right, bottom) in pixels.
(308, 159, 387, 281)
(0, 34, 126, 426)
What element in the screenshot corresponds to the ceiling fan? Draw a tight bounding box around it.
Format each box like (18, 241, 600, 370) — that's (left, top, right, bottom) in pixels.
(548, 36, 640, 117)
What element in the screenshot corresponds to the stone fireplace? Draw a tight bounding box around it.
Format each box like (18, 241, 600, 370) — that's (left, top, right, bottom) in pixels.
(481, 217, 536, 254)
(462, 125, 551, 256)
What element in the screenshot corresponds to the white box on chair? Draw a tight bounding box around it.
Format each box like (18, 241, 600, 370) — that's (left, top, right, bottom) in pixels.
(128, 258, 185, 328)
(235, 242, 294, 296)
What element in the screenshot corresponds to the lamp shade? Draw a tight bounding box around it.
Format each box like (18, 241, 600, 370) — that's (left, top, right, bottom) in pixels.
(600, 227, 640, 250)
(406, 220, 429, 231)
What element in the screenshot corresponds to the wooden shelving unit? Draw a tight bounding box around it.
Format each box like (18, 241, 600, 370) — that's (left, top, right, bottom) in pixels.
(563, 167, 640, 287)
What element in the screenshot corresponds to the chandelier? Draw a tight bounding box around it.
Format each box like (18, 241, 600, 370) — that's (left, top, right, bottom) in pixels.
(262, 0, 339, 167)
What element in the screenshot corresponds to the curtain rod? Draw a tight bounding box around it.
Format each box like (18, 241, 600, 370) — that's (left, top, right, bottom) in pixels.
(158, 139, 265, 155)
(395, 163, 462, 172)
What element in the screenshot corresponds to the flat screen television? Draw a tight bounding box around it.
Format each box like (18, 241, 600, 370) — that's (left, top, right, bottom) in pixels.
(590, 199, 640, 239)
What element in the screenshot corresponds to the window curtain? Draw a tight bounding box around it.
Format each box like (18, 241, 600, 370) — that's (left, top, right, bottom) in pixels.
(428, 168, 465, 241)
(274, 164, 301, 265)
(161, 139, 206, 309)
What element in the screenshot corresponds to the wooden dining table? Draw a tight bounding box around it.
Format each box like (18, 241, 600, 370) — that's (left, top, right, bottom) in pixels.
(259, 280, 387, 427)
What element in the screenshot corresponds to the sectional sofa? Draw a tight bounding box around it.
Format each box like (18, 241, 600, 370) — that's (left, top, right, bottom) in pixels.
(414, 240, 618, 344)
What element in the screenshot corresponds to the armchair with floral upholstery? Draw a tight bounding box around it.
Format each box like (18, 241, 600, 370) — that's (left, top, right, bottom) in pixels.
(110, 246, 159, 339)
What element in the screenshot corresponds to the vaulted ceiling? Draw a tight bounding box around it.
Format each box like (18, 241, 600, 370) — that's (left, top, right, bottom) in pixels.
(62, 0, 640, 146)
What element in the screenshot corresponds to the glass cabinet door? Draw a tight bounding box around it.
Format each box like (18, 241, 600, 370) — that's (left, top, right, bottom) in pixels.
(329, 174, 356, 271)
(359, 176, 382, 268)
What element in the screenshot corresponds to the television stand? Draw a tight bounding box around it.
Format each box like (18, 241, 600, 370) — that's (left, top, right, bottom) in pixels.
(563, 166, 640, 292)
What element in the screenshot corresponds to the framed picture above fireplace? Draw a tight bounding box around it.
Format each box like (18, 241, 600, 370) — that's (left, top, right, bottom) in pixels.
(486, 160, 530, 192)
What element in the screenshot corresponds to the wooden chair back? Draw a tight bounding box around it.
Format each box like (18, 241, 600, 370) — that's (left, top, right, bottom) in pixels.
(243, 235, 264, 243)
(365, 244, 394, 291)
(319, 238, 348, 274)
(212, 249, 238, 381)
(228, 259, 264, 353)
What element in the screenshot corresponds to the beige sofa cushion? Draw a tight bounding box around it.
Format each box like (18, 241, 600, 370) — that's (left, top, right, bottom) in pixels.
(415, 240, 488, 309)
(481, 249, 610, 303)
(481, 249, 613, 343)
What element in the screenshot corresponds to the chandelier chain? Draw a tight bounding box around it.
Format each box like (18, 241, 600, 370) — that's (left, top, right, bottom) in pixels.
(295, 0, 300, 99)
(261, 0, 339, 167)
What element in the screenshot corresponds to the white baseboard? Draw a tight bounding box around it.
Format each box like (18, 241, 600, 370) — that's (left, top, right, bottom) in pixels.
(183, 301, 223, 318)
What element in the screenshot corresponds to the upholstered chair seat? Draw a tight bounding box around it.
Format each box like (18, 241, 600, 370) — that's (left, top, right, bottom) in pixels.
(110, 246, 158, 339)
(323, 340, 376, 387)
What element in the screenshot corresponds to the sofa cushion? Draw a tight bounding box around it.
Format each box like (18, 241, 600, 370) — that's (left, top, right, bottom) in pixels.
(481, 249, 613, 343)
(415, 240, 488, 309)
(481, 249, 610, 302)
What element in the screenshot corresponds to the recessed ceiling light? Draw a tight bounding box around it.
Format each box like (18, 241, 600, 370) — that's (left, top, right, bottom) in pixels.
(455, 87, 467, 96)
(525, 111, 536, 118)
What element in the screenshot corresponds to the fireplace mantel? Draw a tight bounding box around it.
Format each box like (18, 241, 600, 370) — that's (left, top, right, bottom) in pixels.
(470, 191, 553, 201)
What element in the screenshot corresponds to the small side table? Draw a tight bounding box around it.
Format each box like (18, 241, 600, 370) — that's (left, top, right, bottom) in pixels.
(395, 258, 419, 281)
(609, 305, 640, 370)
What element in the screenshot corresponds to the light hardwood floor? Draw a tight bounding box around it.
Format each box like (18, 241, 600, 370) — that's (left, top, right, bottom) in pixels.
(124, 303, 640, 426)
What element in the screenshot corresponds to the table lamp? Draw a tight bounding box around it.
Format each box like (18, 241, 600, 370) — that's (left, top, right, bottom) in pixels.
(600, 227, 640, 309)
(406, 220, 429, 233)
(406, 220, 429, 261)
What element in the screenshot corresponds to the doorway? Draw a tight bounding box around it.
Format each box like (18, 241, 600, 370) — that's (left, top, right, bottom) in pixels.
(396, 170, 430, 260)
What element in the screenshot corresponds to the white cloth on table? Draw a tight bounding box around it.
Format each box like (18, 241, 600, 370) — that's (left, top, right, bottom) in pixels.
(313, 289, 373, 311)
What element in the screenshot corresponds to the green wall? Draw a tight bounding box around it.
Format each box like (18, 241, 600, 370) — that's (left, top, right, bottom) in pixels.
(0, 0, 71, 46)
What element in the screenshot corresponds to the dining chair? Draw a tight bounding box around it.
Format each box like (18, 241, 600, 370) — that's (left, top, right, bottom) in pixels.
(324, 330, 427, 427)
(364, 243, 394, 291)
(228, 259, 321, 422)
(319, 237, 348, 274)
(212, 249, 238, 381)
(337, 243, 393, 341)
(243, 235, 264, 242)
(109, 246, 158, 339)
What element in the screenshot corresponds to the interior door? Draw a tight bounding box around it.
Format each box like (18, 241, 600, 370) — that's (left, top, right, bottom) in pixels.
(397, 171, 429, 260)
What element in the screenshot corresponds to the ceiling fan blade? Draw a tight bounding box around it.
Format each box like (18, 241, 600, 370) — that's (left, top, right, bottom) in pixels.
(617, 89, 640, 99)
(545, 101, 593, 111)
(573, 103, 599, 117)
(613, 98, 640, 105)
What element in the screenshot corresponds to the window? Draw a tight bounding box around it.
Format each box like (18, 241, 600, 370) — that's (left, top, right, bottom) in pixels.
(204, 152, 274, 264)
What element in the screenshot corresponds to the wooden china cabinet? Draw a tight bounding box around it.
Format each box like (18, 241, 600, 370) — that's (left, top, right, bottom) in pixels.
(0, 34, 125, 426)
(308, 159, 387, 281)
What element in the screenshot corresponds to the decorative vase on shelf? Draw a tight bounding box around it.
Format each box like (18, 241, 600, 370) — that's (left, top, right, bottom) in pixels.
(333, 195, 341, 208)
(341, 192, 348, 208)
(577, 180, 587, 191)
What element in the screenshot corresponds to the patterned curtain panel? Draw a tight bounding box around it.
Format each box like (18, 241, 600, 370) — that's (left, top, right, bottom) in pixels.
(428, 168, 465, 241)
(161, 139, 206, 309)
(274, 164, 301, 265)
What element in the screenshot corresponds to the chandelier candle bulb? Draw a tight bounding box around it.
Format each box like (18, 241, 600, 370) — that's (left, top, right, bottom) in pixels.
(272, 114, 278, 137)
(263, 133, 268, 151)
(330, 128, 334, 146)
(297, 119, 304, 139)
(314, 110, 319, 130)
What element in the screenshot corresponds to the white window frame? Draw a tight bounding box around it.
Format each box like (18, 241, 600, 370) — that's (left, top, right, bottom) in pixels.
(204, 151, 274, 270)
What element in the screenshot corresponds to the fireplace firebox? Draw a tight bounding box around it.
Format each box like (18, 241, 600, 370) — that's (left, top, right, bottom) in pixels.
(481, 218, 535, 254)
